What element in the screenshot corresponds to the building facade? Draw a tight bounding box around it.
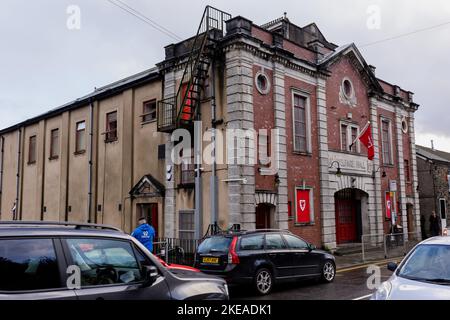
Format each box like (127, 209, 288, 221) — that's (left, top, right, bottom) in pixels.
(416, 145, 450, 237)
(0, 7, 421, 249)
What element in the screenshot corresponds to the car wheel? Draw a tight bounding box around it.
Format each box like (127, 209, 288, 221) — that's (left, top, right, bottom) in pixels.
(321, 260, 336, 283)
(254, 268, 273, 295)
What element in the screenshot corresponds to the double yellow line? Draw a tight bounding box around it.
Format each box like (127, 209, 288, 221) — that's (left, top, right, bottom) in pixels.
(337, 257, 403, 274)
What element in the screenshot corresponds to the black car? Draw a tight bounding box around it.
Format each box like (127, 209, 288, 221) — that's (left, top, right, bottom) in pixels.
(194, 230, 336, 295)
(0, 221, 228, 300)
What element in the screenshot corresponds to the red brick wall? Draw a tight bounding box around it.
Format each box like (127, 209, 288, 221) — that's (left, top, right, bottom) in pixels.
(251, 26, 273, 46)
(284, 75, 322, 246)
(253, 66, 276, 192)
(326, 56, 371, 155)
(283, 40, 316, 63)
(377, 107, 400, 233)
(403, 117, 413, 196)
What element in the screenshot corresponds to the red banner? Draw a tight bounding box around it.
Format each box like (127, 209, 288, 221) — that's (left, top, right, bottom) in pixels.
(385, 192, 392, 219)
(296, 190, 311, 224)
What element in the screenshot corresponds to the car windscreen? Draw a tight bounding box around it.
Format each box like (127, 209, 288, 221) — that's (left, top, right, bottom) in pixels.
(398, 244, 450, 284)
(197, 237, 232, 254)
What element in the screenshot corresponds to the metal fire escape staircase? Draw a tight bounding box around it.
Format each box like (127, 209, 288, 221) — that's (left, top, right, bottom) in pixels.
(157, 6, 232, 132)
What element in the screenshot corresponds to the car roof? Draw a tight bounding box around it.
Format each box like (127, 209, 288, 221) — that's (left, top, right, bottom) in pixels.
(0, 221, 130, 240)
(206, 229, 292, 238)
(420, 236, 450, 246)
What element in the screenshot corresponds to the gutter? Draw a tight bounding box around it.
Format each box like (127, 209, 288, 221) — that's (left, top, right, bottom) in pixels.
(87, 99, 94, 223)
(15, 129, 22, 220)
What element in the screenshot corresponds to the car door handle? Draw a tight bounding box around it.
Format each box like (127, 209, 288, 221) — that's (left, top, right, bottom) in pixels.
(269, 253, 277, 257)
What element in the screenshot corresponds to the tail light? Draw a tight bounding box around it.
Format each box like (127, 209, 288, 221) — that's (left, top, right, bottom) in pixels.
(228, 236, 240, 264)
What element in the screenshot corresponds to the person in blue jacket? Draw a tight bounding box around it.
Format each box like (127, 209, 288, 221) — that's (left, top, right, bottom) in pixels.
(131, 217, 156, 253)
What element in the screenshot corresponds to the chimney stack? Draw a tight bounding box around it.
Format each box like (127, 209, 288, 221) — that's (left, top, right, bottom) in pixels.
(431, 140, 435, 151)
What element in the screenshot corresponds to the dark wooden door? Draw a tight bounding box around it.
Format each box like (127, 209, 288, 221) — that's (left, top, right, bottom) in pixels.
(335, 198, 357, 244)
(256, 204, 271, 230)
(139, 203, 159, 238)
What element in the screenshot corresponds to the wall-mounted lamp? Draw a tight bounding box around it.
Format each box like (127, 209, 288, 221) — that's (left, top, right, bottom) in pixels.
(329, 161, 343, 177)
(275, 174, 281, 187)
(373, 166, 387, 178)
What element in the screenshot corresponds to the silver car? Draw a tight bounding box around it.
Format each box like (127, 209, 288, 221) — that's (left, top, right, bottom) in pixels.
(372, 237, 450, 300)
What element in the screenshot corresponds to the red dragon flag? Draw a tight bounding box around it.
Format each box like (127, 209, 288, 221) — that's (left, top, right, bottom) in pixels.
(350, 122, 375, 160)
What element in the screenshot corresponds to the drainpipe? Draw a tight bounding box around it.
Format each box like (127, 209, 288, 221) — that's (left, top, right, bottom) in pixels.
(0, 136, 4, 219)
(15, 129, 22, 221)
(210, 59, 218, 229)
(87, 99, 94, 223)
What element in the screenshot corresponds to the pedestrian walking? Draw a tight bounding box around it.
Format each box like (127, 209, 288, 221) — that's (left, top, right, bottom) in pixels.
(429, 211, 442, 237)
(131, 217, 156, 253)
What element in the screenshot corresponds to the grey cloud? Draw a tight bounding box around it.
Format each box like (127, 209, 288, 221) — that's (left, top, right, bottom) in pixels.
(0, 0, 449, 147)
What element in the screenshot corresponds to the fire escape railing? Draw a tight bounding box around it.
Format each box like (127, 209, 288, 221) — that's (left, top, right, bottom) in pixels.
(157, 6, 232, 132)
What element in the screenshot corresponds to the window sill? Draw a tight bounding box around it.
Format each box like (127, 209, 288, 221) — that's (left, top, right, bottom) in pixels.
(292, 151, 312, 157)
(27, 161, 36, 166)
(74, 150, 86, 156)
(105, 138, 118, 144)
(141, 119, 157, 126)
(48, 156, 59, 161)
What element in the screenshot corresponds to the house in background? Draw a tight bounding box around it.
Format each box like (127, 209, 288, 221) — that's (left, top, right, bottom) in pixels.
(416, 145, 450, 237)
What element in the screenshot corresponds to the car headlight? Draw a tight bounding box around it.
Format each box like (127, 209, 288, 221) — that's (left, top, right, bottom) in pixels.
(373, 281, 392, 300)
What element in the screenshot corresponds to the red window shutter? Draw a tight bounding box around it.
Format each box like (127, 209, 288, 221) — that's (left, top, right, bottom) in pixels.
(296, 190, 311, 224)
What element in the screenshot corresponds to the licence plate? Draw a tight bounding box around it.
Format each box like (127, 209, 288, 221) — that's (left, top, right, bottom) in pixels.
(202, 257, 219, 264)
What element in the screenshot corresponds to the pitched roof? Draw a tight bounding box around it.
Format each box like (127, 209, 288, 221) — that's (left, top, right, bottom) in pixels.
(0, 67, 160, 135)
(416, 145, 450, 163)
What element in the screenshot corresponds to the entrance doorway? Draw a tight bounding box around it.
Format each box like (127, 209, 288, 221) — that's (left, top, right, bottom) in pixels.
(335, 189, 367, 244)
(256, 204, 274, 229)
(138, 203, 159, 237)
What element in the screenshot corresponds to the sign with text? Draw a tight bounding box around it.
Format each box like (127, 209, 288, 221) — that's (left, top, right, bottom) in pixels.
(296, 189, 311, 224)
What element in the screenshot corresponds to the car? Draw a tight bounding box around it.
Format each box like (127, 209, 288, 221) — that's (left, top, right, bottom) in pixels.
(0, 221, 228, 300)
(372, 236, 450, 300)
(157, 257, 201, 273)
(194, 229, 336, 295)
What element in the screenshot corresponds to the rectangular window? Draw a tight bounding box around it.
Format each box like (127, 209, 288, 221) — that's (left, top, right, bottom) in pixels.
(293, 94, 309, 153)
(0, 239, 60, 291)
(340, 123, 359, 153)
(381, 119, 392, 165)
(295, 188, 314, 225)
(179, 210, 195, 240)
(28, 135, 37, 164)
(181, 150, 195, 185)
(142, 100, 157, 123)
(75, 121, 86, 153)
(50, 129, 59, 159)
(350, 127, 358, 153)
(106, 111, 118, 142)
(404, 159, 411, 182)
(341, 124, 348, 151)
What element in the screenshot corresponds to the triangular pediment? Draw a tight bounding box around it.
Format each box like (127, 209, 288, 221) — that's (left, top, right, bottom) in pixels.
(130, 174, 165, 197)
(319, 43, 383, 94)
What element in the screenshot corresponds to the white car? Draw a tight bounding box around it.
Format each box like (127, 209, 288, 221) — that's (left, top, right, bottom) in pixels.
(372, 237, 450, 300)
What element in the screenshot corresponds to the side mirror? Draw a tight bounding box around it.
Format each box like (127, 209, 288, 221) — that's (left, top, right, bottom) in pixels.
(308, 244, 316, 251)
(387, 262, 398, 272)
(142, 265, 159, 288)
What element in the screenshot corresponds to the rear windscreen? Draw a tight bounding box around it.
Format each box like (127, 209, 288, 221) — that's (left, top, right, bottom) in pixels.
(197, 237, 232, 254)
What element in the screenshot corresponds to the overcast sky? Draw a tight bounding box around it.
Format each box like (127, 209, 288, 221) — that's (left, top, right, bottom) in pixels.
(1, 0, 449, 150)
